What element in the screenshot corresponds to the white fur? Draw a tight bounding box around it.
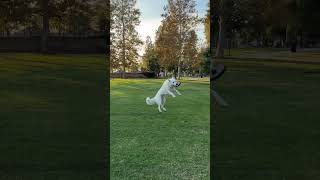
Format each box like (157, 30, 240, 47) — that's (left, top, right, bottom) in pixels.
(146, 78, 182, 112)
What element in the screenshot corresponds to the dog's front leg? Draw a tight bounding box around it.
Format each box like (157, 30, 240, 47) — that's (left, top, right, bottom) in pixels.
(158, 105, 162, 112)
(168, 91, 176, 98)
(174, 89, 182, 96)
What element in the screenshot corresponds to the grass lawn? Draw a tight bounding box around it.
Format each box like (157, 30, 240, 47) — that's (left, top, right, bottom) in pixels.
(225, 47, 320, 63)
(0, 53, 107, 179)
(214, 50, 320, 179)
(111, 78, 210, 179)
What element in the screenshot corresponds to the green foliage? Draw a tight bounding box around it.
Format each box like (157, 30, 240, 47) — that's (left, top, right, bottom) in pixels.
(183, 30, 200, 73)
(154, 0, 202, 76)
(200, 47, 211, 74)
(154, 19, 180, 72)
(142, 36, 160, 73)
(0, 0, 109, 36)
(0, 0, 34, 36)
(161, 0, 201, 78)
(212, 0, 320, 48)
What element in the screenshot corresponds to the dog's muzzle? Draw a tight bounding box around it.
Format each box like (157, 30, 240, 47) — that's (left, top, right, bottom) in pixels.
(175, 82, 181, 87)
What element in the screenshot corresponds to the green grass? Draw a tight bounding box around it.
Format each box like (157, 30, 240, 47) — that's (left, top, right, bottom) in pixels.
(111, 78, 210, 179)
(214, 50, 320, 179)
(225, 47, 320, 63)
(0, 53, 107, 179)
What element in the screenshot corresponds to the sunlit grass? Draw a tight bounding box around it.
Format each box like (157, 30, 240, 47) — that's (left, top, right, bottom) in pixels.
(111, 78, 210, 179)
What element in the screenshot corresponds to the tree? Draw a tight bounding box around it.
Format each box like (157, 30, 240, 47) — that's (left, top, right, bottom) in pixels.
(0, 0, 35, 36)
(204, 6, 210, 46)
(142, 36, 160, 73)
(47, 0, 104, 36)
(212, 0, 247, 57)
(65, 0, 92, 36)
(92, 0, 109, 34)
(208, 0, 320, 50)
(212, 0, 225, 57)
(30, 0, 57, 53)
(183, 30, 199, 74)
(199, 47, 211, 75)
(162, 0, 200, 79)
(154, 19, 179, 76)
(41, 0, 49, 53)
(299, 0, 320, 47)
(111, 0, 142, 77)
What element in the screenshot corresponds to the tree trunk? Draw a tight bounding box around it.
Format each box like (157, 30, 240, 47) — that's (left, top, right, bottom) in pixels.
(177, 60, 181, 79)
(121, 4, 126, 79)
(24, 22, 26, 37)
(300, 31, 303, 48)
(122, 66, 126, 78)
(215, 15, 224, 58)
(41, 0, 49, 53)
(228, 38, 231, 56)
(6, 29, 10, 37)
(285, 24, 290, 48)
(121, 34, 126, 78)
(177, 23, 183, 80)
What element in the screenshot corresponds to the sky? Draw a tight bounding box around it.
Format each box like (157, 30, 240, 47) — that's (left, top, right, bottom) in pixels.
(136, 0, 209, 56)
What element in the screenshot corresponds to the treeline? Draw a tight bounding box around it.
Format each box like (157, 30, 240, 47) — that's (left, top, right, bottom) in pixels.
(141, 34, 210, 77)
(111, 0, 210, 78)
(0, 0, 108, 37)
(210, 0, 320, 57)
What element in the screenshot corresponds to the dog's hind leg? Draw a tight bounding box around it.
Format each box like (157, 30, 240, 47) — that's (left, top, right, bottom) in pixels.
(156, 97, 162, 112)
(158, 104, 162, 112)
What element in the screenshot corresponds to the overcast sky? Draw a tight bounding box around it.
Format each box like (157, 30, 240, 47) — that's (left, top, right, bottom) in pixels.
(136, 0, 209, 56)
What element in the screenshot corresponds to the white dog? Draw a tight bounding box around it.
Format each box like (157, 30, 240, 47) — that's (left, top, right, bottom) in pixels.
(146, 77, 182, 112)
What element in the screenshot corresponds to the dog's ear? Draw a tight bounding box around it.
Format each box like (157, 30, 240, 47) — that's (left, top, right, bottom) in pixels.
(168, 79, 171, 82)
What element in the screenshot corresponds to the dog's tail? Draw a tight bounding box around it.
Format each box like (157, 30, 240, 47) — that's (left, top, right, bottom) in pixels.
(146, 97, 155, 105)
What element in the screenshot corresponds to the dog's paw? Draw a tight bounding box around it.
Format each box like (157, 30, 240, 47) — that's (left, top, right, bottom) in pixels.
(162, 107, 166, 111)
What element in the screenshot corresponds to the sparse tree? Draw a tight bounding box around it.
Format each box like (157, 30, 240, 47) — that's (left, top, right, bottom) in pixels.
(111, 0, 142, 77)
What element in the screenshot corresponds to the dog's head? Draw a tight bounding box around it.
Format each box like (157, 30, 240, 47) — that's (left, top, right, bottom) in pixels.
(168, 77, 181, 87)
